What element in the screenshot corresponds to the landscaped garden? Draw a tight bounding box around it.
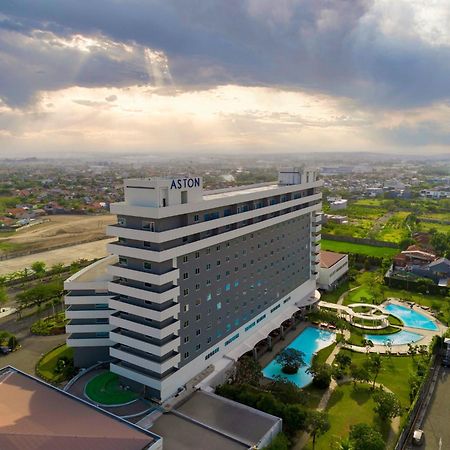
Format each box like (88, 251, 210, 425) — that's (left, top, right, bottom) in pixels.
(321, 239, 398, 258)
(31, 311, 67, 335)
(36, 344, 75, 384)
(85, 371, 139, 405)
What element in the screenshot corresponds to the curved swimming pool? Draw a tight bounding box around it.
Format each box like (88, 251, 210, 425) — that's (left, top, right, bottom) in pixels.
(262, 326, 335, 388)
(364, 330, 423, 346)
(384, 303, 438, 331)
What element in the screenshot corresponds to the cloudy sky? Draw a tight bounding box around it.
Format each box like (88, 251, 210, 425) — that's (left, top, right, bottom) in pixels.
(1, 0, 450, 156)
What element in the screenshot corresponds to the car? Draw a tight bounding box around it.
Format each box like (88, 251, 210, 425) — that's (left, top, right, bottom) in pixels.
(0, 346, 11, 355)
(412, 429, 424, 446)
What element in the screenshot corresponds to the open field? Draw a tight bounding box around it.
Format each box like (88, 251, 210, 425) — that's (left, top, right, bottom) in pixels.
(0, 238, 114, 275)
(321, 239, 398, 258)
(0, 214, 116, 257)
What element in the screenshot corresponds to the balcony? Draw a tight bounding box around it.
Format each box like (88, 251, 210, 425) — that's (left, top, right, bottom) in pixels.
(110, 329, 180, 357)
(66, 334, 112, 347)
(109, 298, 180, 322)
(109, 314, 179, 340)
(65, 293, 113, 306)
(65, 305, 112, 320)
(66, 320, 111, 334)
(110, 345, 180, 374)
(108, 264, 179, 286)
(108, 281, 179, 303)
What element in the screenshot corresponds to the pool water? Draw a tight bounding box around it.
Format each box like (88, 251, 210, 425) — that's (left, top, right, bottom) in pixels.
(262, 326, 335, 388)
(364, 330, 423, 346)
(384, 303, 438, 331)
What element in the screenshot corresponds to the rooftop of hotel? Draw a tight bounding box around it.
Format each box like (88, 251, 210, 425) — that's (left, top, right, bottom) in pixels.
(203, 182, 281, 201)
(0, 366, 159, 450)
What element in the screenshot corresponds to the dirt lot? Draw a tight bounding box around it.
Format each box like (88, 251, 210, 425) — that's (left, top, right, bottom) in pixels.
(0, 215, 116, 256)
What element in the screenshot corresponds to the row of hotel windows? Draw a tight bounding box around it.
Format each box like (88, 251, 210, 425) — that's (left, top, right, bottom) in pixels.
(184, 296, 293, 360)
(117, 191, 314, 230)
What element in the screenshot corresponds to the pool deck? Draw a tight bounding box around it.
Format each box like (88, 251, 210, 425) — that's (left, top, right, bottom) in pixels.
(343, 298, 447, 355)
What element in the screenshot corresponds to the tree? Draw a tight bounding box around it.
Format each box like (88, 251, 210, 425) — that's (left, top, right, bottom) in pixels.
(268, 376, 305, 405)
(308, 363, 332, 389)
(334, 437, 353, 450)
(234, 356, 262, 386)
(7, 335, 17, 350)
(16, 281, 62, 318)
(350, 364, 370, 386)
(335, 352, 352, 370)
(305, 410, 330, 450)
(0, 286, 7, 306)
(349, 423, 385, 450)
(373, 389, 402, 421)
(276, 348, 306, 374)
(50, 263, 65, 274)
(407, 343, 418, 361)
(263, 432, 290, 450)
(31, 261, 46, 276)
(367, 354, 382, 389)
(362, 339, 374, 356)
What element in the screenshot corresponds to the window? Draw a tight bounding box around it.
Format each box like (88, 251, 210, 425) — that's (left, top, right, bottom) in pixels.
(183, 288, 189, 296)
(216, 274, 221, 281)
(143, 261, 152, 270)
(194, 214, 199, 222)
(225, 333, 239, 346)
(184, 352, 189, 359)
(216, 245, 221, 251)
(183, 304, 189, 312)
(225, 283, 230, 291)
(143, 241, 151, 248)
(183, 320, 189, 328)
(184, 336, 189, 343)
(195, 267, 200, 274)
(196, 313, 201, 321)
(118, 217, 126, 226)
(183, 272, 189, 280)
(206, 248, 211, 254)
(216, 260, 221, 266)
(206, 292, 212, 301)
(196, 329, 201, 336)
(142, 220, 155, 231)
(205, 347, 219, 360)
(144, 282, 152, 288)
(195, 298, 201, 306)
(195, 251, 200, 258)
(195, 283, 200, 290)
(206, 263, 211, 271)
(206, 279, 211, 286)
(195, 343, 201, 351)
(119, 257, 127, 266)
(183, 255, 188, 263)
(217, 302, 222, 310)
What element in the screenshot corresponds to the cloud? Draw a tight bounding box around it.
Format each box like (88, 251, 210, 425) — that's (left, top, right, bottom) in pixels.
(0, 0, 450, 109)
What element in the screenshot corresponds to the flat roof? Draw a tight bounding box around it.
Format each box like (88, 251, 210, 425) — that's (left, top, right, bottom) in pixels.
(176, 391, 279, 445)
(0, 367, 158, 450)
(320, 250, 347, 268)
(150, 413, 246, 450)
(204, 183, 280, 201)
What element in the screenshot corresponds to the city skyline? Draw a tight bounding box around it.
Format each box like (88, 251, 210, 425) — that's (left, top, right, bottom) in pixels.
(1, 1, 450, 156)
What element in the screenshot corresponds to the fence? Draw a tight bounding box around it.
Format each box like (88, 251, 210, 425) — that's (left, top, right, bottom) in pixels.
(322, 233, 399, 249)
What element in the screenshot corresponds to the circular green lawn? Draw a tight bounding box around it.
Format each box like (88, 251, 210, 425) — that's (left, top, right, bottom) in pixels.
(85, 371, 139, 405)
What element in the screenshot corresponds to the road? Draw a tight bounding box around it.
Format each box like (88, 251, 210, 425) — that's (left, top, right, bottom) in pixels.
(421, 367, 450, 450)
(0, 238, 115, 275)
(0, 304, 67, 374)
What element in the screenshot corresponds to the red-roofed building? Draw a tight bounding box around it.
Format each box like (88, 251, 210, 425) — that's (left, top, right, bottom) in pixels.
(318, 250, 348, 291)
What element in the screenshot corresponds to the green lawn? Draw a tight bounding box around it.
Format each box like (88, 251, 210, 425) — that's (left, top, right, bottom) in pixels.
(303, 383, 391, 450)
(85, 371, 139, 405)
(36, 344, 73, 383)
(319, 281, 350, 304)
(313, 342, 336, 366)
(321, 239, 398, 258)
(339, 349, 416, 407)
(374, 212, 410, 244)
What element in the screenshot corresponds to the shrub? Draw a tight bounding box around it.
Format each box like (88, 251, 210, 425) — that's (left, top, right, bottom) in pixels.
(263, 433, 290, 450)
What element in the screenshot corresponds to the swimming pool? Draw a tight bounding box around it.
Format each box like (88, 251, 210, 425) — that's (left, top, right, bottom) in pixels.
(364, 330, 423, 346)
(262, 326, 335, 388)
(384, 303, 438, 331)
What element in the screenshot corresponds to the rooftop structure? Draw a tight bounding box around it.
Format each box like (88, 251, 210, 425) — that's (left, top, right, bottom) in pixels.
(0, 366, 161, 450)
(318, 251, 348, 291)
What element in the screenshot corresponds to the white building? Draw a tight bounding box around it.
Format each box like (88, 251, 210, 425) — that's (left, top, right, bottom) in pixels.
(318, 251, 348, 291)
(329, 199, 348, 210)
(65, 168, 322, 401)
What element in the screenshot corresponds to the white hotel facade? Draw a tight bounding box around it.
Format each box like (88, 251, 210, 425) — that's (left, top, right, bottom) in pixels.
(65, 168, 322, 401)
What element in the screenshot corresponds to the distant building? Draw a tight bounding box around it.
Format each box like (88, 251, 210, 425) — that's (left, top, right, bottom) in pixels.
(318, 251, 348, 291)
(329, 199, 348, 210)
(323, 214, 348, 224)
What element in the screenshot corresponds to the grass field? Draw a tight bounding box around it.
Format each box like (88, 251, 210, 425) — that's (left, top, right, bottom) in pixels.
(36, 344, 73, 383)
(85, 371, 139, 405)
(303, 383, 391, 450)
(321, 239, 398, 258)
(338, 350, 416, 407)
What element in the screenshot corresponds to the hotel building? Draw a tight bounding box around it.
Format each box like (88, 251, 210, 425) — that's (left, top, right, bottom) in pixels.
(65, 168, 322, 401)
